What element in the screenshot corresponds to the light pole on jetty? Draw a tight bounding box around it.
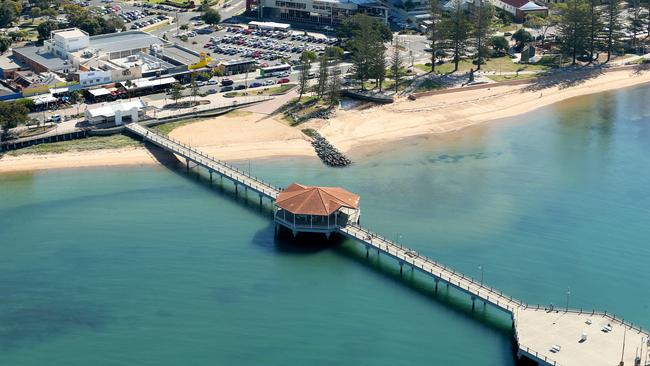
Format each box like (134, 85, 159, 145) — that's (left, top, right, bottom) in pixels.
(566, 286, 571, 311)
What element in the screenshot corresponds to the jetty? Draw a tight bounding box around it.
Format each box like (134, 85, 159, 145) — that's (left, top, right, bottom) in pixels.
(126, 123, 650, 366)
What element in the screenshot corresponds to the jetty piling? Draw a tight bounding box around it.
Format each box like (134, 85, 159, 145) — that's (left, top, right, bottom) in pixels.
(125, 123, 650, 366)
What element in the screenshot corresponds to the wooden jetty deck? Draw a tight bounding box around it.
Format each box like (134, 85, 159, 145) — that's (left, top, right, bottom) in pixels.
(126, 123, 649, 366)
(125, 123, 281, 201)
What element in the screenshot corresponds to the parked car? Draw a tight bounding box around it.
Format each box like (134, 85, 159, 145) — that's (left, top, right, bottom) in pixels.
(249, 82, 262, 88)
(220, 79, 234, 86)
(49, 114, 62, 122)
(263, 79, 275, 86)
(206, 88, 218, 94)
(234, 84, 246, 90)
(277, 78, 290, 84)
(220, 86, 234, 92)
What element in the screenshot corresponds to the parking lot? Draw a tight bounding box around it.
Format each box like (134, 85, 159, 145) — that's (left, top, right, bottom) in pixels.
(195, 26, 341, 65)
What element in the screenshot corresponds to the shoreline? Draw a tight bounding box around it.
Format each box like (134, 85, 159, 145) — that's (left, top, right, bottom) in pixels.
(1, 68, 649, 174)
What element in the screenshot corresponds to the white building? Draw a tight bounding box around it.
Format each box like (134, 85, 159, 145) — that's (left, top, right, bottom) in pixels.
(49, 28, 90, 55)
(85, 99, 145, 125)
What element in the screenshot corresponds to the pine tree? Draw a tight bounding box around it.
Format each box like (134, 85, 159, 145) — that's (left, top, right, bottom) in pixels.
(316, 55, 329, 98)
(586, 0, 604, 63)
(471, 0, 494, 70)
(298, 57, 311, 101)
(627, 0, 644, 53)
(441, 0, 472, 72)
(557, 0, 591, 65)
(427, 0, 442, 73)
(604, 0, 622, 62)
(390, 40, 403, 93)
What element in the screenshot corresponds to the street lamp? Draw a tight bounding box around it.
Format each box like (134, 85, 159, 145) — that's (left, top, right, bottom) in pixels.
(478, 265, 484, 285)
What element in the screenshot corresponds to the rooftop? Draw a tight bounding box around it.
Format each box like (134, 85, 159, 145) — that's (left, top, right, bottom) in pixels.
(276, 183, 360, 216)
(13, 46, 70, 71)
(88, 31, 165, 54)
(158, 44, 200, 66)
(53, 28, 89, 39)
(86, 99, 145, 118)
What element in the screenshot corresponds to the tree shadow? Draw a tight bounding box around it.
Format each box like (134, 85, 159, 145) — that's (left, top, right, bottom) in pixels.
(522, 66, 605, 92)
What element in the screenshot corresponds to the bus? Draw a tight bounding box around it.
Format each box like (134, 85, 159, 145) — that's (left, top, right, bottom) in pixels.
(260, 64, 291, 77)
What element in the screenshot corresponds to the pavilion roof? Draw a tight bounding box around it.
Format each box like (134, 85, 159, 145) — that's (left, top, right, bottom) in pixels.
(276, 183, 360, 216)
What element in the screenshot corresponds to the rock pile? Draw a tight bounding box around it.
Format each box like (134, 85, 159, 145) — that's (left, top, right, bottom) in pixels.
(310, 132, 351, 167)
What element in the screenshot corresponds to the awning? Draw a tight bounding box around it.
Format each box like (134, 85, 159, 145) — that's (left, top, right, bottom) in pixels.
(89, 88, 112, 97)
(29, 93, 58, 105)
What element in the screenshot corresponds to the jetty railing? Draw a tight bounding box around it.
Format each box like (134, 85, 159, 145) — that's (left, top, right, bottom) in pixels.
(126, 123, 282, 199)
(338, 223, 525, 312)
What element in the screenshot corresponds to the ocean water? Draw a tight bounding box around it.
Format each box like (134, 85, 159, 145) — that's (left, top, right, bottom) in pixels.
(1, 84, 649, 365)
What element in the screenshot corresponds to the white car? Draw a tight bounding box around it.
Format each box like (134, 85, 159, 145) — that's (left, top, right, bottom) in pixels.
(263, 79, 275, 86)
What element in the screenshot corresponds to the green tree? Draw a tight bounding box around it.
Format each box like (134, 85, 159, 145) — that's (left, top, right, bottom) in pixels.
(327, 66, 341, 106)
(348, 15, 385, 89)
(0, 36, 11, 54)
(390, 40, 403, 93)
(525, 14, 559, 50)
(0, 1, 21, 28)
(491, 36, 508, 55)
(324, 46, 344, 59)
(512, 28, 533, 44)
(190, 74, 199, 104)
(316, 55, 329, 98)
(37, 20, 59, 41)
(441, 0, 472, 72)
(30, 7, 42, 23)
(604, 0, 623, 62)
(427, 0, 442, 72)
(202, 8, 221, 25)
(170, 83, 183, 106)
(370, 40, 386, 91)
(471, 0, 495, 70)
(627, 0, 644, 52)
(586, 0, 604, 63)
(297, 56, 312, 101)
(301, 50, 318, 62)
(557, 0, 590, 64)
(338, 14, 392, 43)
(41, 7, 58, 19)
(0, 101, 30, 133)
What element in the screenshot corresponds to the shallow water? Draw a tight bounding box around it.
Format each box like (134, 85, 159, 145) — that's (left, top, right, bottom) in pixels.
(1, 84, 649, 365)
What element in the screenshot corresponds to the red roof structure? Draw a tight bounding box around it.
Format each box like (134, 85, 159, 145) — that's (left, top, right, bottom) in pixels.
(275, 183, 360, 216)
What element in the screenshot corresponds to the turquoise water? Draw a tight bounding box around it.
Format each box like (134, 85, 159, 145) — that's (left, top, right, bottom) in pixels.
(1, 84, 650, 365)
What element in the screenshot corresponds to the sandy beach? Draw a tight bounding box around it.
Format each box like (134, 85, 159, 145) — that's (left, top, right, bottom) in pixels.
(1, 67, 649, 174)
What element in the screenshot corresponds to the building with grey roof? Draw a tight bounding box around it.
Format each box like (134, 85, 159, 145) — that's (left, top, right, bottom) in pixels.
(259, 0, 387, 25)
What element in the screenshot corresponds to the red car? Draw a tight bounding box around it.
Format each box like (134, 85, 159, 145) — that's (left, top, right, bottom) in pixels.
(277, 78, 290, 84)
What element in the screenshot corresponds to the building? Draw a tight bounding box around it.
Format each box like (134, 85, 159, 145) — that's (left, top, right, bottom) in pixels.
(85, 99, 145, 125)
(260, 0, 388, 25)
(489, 0, 547, 20)
(274, 183, 361, 238)
(11, 29, 200, 93)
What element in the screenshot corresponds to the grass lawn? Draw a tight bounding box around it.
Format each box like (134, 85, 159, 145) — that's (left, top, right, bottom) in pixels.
(361, 78, 410, 92)
(151, 119, 196, 135)
(5, 135, 141, 156)
(228, 84, 296, 97)
(487, 73, 538, 82)
(414, 63, 432, 72)
(281, 96, 330, 126)
(415, 79, 444, 91)
(433, 56, 549, 74)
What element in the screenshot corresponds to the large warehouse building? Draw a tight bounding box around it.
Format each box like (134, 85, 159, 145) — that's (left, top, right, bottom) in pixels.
(259, 0, 388, 25)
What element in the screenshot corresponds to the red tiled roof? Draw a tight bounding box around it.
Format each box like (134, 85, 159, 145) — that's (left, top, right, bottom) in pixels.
(276, 183, 360, 216)
(500, 0, 531, 8)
